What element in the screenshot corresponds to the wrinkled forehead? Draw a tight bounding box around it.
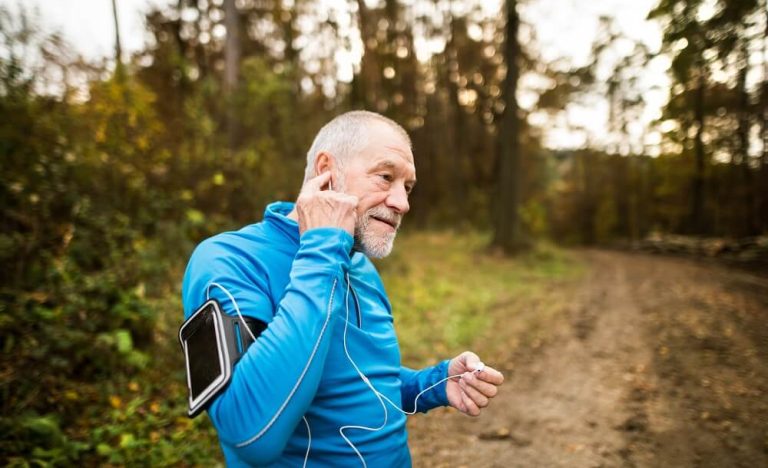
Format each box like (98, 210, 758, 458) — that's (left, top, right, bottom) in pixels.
(364, 120, 414, 165)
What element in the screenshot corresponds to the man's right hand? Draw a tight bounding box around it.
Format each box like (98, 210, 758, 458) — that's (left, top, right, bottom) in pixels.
(295, 172, 358, 236)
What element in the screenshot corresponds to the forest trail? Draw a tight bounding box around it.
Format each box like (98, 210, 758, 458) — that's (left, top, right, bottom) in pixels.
(408, 250, 768, 468)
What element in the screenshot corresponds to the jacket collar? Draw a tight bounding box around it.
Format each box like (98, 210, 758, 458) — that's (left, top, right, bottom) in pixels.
(263, 201, 299, 247)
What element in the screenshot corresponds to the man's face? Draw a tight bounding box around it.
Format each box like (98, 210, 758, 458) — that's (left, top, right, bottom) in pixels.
(336, 122, 416, 258)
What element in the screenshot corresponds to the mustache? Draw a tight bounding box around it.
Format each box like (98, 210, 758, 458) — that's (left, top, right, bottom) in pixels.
(365, 206, 402, 229)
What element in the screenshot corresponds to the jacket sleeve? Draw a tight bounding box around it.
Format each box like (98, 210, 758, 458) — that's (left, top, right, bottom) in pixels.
(399, 360, 450, 413)
(181, 227, 353, 465)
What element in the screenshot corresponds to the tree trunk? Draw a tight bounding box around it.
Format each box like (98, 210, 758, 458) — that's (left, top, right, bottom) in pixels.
(224, 0, 239, 94)
(690, 66, 706, 234)
(111, 0, 123, 78)
(763, 0, 768, 169)
(446, 17, 467, 212)
(761, 0, 768, 232)
(224, 0, 240, 151)
(737, 41, 755, 235)
(280, 0, 298, 65)
(491, 0, 524, 253)
(353, 0, 376, 108)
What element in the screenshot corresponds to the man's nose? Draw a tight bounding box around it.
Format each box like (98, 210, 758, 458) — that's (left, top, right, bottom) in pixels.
(386, 183, 410, 214)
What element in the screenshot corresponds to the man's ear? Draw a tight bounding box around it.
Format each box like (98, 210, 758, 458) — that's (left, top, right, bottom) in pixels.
(314, 152, 334, 177)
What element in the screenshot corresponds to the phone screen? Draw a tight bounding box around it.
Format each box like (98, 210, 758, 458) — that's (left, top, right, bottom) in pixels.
(184, 304, 224, 400)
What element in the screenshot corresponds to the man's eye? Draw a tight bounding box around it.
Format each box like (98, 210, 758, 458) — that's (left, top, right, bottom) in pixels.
(379, 174, 393, 182)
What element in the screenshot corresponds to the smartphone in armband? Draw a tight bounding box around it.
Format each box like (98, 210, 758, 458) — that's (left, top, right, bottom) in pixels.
(179, 299, 266, 417)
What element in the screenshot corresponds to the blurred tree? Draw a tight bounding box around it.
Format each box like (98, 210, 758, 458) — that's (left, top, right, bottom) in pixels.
(224, 0, 240, 152)
(135, 0, 338, 223)
(762, 0, 768, 232)
(347, 0, 516, 226)
(707, 0, 764, 235)
(111, 0, 123, 67)
(223, 0, 239, 94)
(650, 0, 767, 236)
(649, 0, 711, 234)
(492, 0, 525, 252)
(539, 16, 651, 241)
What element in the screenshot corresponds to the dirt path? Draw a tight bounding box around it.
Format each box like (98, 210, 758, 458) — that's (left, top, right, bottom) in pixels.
(408, 250, 768, 467)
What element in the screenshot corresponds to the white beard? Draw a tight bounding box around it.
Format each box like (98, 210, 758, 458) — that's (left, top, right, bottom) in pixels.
(354, 206, 401, 258)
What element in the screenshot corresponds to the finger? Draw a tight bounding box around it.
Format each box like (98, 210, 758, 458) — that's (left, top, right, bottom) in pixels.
(463, 372, 499, 398)
(459, 351, 484, 372)
(460, 375, 490, 408)
(343, 194, 360, 207)
(456, 396, 467, 413)
(460, 388, 481, 416)
(301, 171, 332, 194)
(476, 365, 504, 385)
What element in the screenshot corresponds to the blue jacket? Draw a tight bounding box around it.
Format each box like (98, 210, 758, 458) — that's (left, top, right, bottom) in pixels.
(182, 201, 449, 467)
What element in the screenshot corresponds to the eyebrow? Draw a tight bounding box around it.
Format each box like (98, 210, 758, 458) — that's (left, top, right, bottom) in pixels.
(372, 160, 397, 171)
(371, 160, 417, 185)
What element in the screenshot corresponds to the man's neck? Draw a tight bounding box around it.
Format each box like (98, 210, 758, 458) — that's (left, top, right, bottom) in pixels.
(286, 206, 298, 221)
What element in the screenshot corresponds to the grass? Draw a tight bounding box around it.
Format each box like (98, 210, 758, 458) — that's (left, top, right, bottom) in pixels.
(56, 231, 583, 466)
(376, 231, 584, 369)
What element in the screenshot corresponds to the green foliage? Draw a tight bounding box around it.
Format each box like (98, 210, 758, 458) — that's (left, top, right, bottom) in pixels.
(0, 8, 222, 464)
(0, 3, 331, 463)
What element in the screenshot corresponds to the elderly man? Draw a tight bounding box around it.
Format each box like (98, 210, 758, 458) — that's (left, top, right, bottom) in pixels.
(181, 110, 504, 467)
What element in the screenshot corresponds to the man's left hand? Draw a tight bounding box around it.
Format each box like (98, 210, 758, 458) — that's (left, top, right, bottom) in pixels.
(446, 351, 504, 416)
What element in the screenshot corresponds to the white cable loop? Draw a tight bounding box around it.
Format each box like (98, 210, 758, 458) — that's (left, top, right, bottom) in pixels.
(339, 273, 466, 467)
(339, 273, 389, 468)
(206, 275, 468, 466)
(206, 282, 258, 342)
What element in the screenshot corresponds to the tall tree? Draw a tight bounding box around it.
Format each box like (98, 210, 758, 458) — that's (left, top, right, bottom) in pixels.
(111, 0, 122, 64)
(353, 0, 379, 109)
(223, 0, 239, 94)
(762, 0, 768, 232)
(224, 0, 240, 153)
(492, 0, 524, 252)
(111, 0, 124, 81)
(650, 0, 711, 234)
(690, 50, 707, 234)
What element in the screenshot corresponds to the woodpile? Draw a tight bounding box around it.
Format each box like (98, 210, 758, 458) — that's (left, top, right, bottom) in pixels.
(635, 234, 768, 264)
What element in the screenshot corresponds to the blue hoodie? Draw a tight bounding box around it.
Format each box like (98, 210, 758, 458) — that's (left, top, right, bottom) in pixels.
(182, 201, 449, 467)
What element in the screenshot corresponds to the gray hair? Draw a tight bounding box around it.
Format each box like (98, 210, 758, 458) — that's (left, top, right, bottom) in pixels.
(303, 110, 412, 183)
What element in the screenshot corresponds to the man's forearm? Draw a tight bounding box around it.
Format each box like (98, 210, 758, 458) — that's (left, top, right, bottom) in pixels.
(399, 360, 451, 413)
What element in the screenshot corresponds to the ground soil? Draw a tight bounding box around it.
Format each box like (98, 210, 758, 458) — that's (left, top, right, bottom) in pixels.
(407, 250, 768, 468)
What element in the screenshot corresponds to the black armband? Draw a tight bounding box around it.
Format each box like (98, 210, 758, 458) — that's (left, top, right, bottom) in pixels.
(179, 300, 267, 417)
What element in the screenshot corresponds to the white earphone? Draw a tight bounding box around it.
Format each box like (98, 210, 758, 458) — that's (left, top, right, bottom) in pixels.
(337, 273, 482, 468)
